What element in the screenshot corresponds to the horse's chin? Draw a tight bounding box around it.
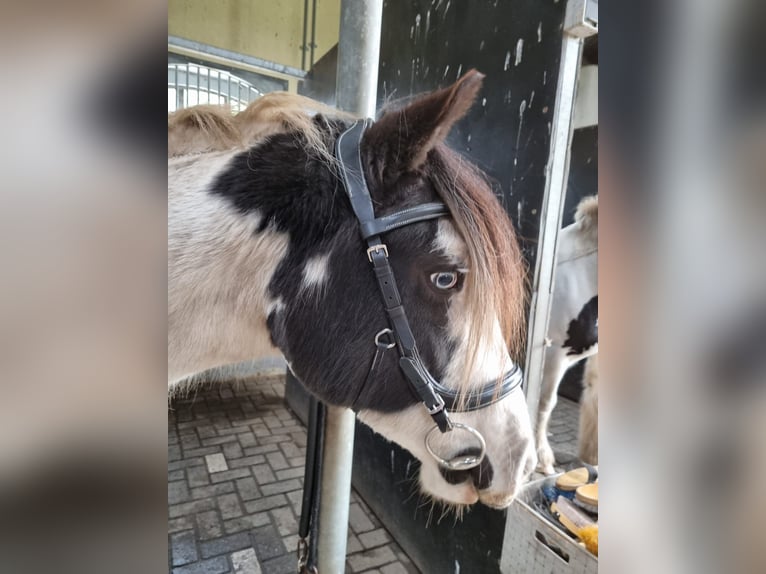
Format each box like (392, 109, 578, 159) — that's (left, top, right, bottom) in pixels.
(419, 464, 479, 506)
(478, 492, 516, 509)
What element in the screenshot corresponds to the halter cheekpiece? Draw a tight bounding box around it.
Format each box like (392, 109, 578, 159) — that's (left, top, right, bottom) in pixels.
(335, 119, 523, 455)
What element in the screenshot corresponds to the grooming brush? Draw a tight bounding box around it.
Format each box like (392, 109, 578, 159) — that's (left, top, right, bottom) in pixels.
(555, 465, 598, 492)
(551, 495, 599, 556)
(573, 482, 598, 515)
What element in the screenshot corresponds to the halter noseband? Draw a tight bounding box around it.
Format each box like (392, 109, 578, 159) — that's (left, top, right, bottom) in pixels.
(335, 119, 523, 468)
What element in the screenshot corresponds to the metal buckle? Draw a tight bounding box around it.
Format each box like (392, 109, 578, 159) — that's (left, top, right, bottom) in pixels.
(427, 394, 445, 415)
(374, 328, 396, 350)
(366, 243, 389, 262)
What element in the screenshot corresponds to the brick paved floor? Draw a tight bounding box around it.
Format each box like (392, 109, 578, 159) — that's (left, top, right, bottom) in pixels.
(168, 375, 419, 574)
(168, 374, 580, 573)
(549, 396, 581, 465)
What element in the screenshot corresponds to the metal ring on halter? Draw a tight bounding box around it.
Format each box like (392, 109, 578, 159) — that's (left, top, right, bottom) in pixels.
(374, 328, 396, 349)
(425, 423, 487, 471)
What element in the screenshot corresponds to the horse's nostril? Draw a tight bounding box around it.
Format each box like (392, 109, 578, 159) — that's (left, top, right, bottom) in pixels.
(438, 448, 494, 490)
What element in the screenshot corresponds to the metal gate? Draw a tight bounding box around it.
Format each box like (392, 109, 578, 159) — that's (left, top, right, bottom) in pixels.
(167, 62, 262, 112)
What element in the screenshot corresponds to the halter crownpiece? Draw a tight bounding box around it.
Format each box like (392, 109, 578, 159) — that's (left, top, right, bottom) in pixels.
(335, 119, 524, 467)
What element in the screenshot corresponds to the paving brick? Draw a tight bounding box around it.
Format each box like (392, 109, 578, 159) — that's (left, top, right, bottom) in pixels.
(348, 503, 376, 534)
(170, 530, 198, 566)
(196, 425, 218, 439)
(211, 468, 252, 483)
(229, 455, 267, 470)
(288, 457, 305, 467)
(223, 512, 271, 534)
(235, 477, 261, 501)
(260, 478, 301, 497)
(169, 499, 216, 519)
(169, 516, 195, 534)
(231, 548, 262, 574)
(186, 465, 210, 488)
(205, 453, 229, 473)
(251, 464, 276, 485)
(196, 510, 223, 540)
(269, 506, 297, 536)
(168, 457, 205, 471)
(223, 440, 244, 460)
(285, 490, 303, 507)
(244, 494, 287, 514)
(168, 469, 185, 481)
(183, 446, 223, 458)
(172, 555, 229, 574)
(347, 532, 364, 554)
(347, 546, 397, 572)
(260, 553, 295, 574)
(168, 445, 181, 462)
(281, 534, 299, 553)
(218, 493, 244, 520)
(190, 482, 235, 500)
(381, 563, 410, 574)
(279, 441, 303, 459)
(200, 531, 252, 559)
(265, 451, 289, 471)
(169, 480, 190, 505)
(252, 525, 285, 561)
(243, 444, 280, 457)
(201, 435, 238, 447)
(237, 432, 258, 448)
(259, 435, 292, 446)
(275, 467, 304, 481)
(359, 528, 391, 549)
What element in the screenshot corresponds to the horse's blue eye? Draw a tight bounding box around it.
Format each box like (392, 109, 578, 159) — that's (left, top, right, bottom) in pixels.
(430, 271, 459, 290)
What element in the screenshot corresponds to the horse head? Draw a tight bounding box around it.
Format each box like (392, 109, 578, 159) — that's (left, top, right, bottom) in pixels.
(168, 71, 536, 509)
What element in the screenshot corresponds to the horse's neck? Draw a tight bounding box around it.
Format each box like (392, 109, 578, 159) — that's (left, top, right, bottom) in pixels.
(168, 151, 289, 384)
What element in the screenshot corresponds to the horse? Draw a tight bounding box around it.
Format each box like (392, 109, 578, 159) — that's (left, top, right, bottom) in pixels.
(534, 195, 598, 474)
(168, 70, 536, 509)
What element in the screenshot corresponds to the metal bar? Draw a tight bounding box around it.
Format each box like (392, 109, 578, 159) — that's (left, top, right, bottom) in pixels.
(302, 0, 309, 71)
(310, 0, 318, 69)
(335, 0, 383, 117)
(168, 35, 307, 80)
(521, 17, 583, 429)
(316, 2, 383, 572)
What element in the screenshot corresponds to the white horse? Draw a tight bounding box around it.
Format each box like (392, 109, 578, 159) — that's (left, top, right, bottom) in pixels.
(535, 196, 598, 474)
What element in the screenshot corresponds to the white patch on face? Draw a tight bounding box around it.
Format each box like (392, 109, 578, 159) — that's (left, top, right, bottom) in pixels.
(433, 219, 468, 265)
(301, 252, 331, 294)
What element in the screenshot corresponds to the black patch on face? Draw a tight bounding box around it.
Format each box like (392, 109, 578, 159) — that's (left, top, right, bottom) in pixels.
(209, 120, 459, 412)
(439, 448, 494, 491)
(564, 296, 598, 355)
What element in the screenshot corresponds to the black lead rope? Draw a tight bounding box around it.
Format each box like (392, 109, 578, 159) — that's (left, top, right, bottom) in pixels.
(298, 396, 325, 574)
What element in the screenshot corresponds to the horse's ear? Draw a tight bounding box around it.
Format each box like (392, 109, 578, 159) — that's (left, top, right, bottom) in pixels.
(365, 69, 484, 178)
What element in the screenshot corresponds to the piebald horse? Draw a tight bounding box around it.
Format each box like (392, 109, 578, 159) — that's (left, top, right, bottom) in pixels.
(168, 71, 535, 508)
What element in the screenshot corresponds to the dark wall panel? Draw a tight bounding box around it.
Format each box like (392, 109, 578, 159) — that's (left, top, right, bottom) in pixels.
(378, 0, 566, 266)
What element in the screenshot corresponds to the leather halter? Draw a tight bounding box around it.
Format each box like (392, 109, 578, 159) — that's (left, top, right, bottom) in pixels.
(335, 119, 524, 434)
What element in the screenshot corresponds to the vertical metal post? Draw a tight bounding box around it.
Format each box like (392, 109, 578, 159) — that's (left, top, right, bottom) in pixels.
(317, 1, 383, 572)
